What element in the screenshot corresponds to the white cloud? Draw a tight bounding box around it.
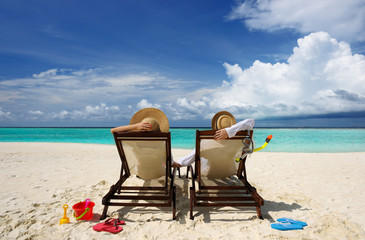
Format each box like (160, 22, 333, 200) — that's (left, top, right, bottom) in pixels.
(28, 110, 44, 120)
(228, 0, 365, 42)
(28, 110, 44, 115)
(32, 68, 58, 78)
(137, 99, 161, 109)
(27, 103, 125, 122)
(0, 69, 195, 123)
(174, 32, 365, 119)
(171, 98, 210, 120)
(49, 110, 70, 120)
(0, 108, 12, 120)
(67, 104, 121, 120)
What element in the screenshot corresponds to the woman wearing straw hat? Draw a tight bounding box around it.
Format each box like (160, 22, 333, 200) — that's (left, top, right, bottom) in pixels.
(111, 108, 170, 133)
(175, 111, 255, 167)
(111, 108, 182, 168)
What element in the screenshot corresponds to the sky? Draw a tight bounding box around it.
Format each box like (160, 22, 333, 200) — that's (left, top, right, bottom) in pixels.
(0, 0, 365, 127)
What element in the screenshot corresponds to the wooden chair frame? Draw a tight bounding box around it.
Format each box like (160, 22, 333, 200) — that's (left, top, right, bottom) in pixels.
(189, 130, 264, 220)
(101, 131, 177, 220)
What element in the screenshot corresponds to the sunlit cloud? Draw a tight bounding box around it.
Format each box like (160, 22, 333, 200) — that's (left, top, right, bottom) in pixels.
(137, 99, 162, 109)
(227, 0, 365, 42)
(173, 32, 365, 119)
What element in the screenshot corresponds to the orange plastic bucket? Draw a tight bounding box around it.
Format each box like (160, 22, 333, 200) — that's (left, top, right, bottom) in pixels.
(72, 200, 95, 220)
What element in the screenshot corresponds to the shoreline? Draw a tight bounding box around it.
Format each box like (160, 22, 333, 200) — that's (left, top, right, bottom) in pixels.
(1, 141, 365, 153)
(1, 126, 365, 128)
(1, 142, 364, 239)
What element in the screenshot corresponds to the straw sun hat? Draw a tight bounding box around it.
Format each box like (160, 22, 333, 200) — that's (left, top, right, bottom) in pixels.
(211, 111, 236, 130)
(129, 108, 169, 132)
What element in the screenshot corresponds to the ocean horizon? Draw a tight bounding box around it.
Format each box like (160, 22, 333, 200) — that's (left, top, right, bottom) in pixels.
(1, 127, 364, 153)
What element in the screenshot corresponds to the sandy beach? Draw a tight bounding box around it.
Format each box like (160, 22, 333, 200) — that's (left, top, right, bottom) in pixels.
(0, 142, 364, 240)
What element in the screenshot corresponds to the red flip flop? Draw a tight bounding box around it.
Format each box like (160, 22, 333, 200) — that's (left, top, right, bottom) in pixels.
(93, 218, 125, 234)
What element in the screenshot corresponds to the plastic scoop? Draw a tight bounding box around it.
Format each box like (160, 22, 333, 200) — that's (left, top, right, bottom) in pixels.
(60, 204, 70, 225)
(84, 198, 90, 209)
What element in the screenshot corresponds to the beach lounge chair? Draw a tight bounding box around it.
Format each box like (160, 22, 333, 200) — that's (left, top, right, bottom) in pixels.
(101, 131, 177, 220)
(189, 129, 264, 220)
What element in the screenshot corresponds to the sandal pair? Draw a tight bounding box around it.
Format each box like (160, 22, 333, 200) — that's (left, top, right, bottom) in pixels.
(93, 218, 125, 234)
(271, 218, 307, 231)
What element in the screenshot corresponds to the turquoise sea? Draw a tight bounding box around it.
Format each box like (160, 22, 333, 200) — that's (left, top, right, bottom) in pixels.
(0, 128, 364, 153)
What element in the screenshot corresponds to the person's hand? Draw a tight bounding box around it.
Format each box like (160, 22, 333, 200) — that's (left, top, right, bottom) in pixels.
(134, 122, 152, 131)
(214, 129, 229, 140)
(172, 161, 182, 168)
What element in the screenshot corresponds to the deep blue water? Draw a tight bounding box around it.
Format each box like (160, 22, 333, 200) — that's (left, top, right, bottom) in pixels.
(0, 128, 364, 153)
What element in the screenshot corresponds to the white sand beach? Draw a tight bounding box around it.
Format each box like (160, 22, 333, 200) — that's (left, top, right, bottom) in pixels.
(0, 142, 364, 240)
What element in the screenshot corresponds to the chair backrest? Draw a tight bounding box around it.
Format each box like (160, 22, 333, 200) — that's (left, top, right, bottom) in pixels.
(113, 131, 172, 180)
(195, 130, 253, 178)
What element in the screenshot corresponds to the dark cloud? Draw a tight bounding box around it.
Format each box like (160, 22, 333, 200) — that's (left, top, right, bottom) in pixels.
(332, 89, 365, 102)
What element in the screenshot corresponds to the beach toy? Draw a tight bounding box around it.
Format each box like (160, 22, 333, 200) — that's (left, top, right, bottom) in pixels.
(59, 204, 70, 225)
(72, 199, 95, 221)
(84, 198, 90, 209)
(235, 135, 273, 162)
(254, 135, 273, 152)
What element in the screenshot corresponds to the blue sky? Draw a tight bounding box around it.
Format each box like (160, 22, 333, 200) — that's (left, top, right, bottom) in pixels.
(1, 0, 365, 127)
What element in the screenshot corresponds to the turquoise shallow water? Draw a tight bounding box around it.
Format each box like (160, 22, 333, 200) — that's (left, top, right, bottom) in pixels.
(0, 128, 364, 153)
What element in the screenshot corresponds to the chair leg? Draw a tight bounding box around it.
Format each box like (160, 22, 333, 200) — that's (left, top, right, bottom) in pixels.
(189, 187, 194, 220)
(172, 186, 176, 220)
(186, 166, 190, 178)
(101, 205, 109, 220)
(256, 206, 263, 220)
